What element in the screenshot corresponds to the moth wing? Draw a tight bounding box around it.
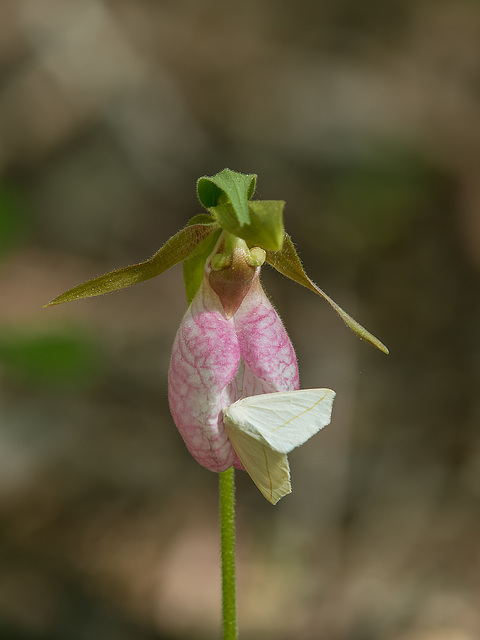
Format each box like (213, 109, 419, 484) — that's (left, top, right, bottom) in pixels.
(224, 420, 291, 505)
(224, 388, 335, 454)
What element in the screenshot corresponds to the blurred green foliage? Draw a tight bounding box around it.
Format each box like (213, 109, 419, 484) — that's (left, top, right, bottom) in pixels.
(322, 147, 437, 256)
(0, 330, 101, 385)
(0, 183, 28, 260)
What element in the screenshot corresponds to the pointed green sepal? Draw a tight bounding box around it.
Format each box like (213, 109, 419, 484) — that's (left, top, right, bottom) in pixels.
(266, 234, 389, 354)
(210, 200, 285, 252)
(45, 221, 220, 306)
(197, 168, 257, 226)
(182, 215, 222, 304)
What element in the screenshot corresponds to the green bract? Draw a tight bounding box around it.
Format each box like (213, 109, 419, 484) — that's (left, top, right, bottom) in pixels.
(45, 169, 388, 354)
(197, 168, 256, 226)
(182, 215, 222, 305)
(210, 200, 284, 252)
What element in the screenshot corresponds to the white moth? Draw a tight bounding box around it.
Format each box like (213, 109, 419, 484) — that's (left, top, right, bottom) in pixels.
(223, 389, 335, 504)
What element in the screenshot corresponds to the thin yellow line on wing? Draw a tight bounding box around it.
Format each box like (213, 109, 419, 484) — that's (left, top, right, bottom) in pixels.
(262, 446, 273, 500)
(272, 392, 329, 432)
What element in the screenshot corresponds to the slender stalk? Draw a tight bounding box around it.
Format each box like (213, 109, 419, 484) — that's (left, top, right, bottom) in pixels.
(219, 467, 237, 639)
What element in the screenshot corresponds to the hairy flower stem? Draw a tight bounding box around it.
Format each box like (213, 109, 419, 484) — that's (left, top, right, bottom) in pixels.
(219, 467, 238, 639)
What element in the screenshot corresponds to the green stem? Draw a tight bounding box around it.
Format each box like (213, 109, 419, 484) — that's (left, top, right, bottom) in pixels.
(219, 467, 237, 639)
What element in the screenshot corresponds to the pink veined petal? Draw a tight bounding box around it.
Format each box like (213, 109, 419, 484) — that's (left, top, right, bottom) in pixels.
(234, 278, 299, 393)
(168, 277, 241, 471)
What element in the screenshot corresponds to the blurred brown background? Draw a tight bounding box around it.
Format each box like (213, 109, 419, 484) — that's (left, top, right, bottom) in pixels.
(0, 1, 479, 639)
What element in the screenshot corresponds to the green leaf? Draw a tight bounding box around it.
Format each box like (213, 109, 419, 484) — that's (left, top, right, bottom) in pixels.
(197, 168, 257, 226)
(266, 234, 389, 354)
(45, 221, 219, 306)
(210, 200, 285, 252)
(182, 215, 222, 305)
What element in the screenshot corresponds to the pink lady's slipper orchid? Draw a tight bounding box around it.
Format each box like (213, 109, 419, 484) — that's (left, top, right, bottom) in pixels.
(168, 234, 299, 474)
(45, 169, 385, 503)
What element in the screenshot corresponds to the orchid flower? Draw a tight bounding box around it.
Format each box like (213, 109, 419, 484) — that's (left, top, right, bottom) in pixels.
(170, 232, 313, 503)
(169, 233, 299, 471)
(45, 169, 387, 502)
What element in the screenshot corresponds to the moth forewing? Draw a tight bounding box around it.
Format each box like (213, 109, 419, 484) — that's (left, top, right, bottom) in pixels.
(224, 389, 336, 454)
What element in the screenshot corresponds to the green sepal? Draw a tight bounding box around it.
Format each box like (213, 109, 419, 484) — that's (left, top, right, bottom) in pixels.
(45, 221, 220, 306)
(210, 200, 285, 252)
(182, 215, 222, 305)
(197, 168, 257, 226)
(266, 234, 389, 354)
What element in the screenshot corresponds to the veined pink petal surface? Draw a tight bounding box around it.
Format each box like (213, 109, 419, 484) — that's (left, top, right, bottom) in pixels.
(234, 278, 299, 393)
(168, 269, 299, 472)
